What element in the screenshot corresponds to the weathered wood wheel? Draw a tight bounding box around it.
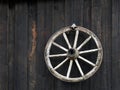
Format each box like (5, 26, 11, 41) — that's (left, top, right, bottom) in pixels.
(44, 24, 103, 82)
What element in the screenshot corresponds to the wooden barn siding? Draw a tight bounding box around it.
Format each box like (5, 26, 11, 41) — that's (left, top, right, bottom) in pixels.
(0, 0, 119, 90)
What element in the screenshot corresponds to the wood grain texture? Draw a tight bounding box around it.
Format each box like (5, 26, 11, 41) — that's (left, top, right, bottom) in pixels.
(0, 4, 8, 90)
(8, 6, 15, 90)
(90, 0, 112, 90)
(36, 1, 55, 90)
(0, 0, 120, 90)
(112, 0, 120, 90)
(28, 3, 37, 90)
(36, 2, 47, 90)
(14, 4, 28, 90)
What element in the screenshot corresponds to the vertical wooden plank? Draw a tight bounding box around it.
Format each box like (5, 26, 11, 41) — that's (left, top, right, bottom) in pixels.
(90, 2, 102, 90)
(112, 0, 120, 90)
(100, 0, 112, 90)
(72, 0, 84, 26)
(90, 0, 112, 90)
(83, 0, 91, 29)
(28, 2, 37, 90)
(0, 4, 8, 90)
(53, 0, 65, 30)
(36, 1, 55, 90)
(36, 2, 46, 90)
(14, 4, 28, 90)
(65, 0, 73, 26)
(8, 6, 15, 90)
(65, 0, 83, 26)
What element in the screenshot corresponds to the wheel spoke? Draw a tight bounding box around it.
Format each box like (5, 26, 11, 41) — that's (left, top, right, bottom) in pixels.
(54, 58, 68, 70)
(63, 33, 72, 49)
(77, 36, 92, 50)
(73, 30, 79, 48)
(49, 53, 67, 57)
(75, 59, 84, 76)
(53, 42, 68, 52)
(79, 49, 99, 54)
(66, 60, 73, 78)
(78, 56, 96, 67)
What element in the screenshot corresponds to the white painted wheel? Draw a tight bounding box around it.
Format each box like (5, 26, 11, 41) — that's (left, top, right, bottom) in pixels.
(44, 24, 103, 82)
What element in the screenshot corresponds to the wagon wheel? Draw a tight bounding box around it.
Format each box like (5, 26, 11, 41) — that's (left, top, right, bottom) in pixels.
(44, 24, 103, 82)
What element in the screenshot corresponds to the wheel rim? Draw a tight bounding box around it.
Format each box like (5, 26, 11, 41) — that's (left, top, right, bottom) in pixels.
(44, 24, 103, 82)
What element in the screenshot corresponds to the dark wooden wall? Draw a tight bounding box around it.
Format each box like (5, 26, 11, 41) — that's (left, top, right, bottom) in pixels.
(0, 0, 120, 90)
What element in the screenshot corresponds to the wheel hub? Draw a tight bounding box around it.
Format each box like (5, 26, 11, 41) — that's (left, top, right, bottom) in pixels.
(67, 48, 79, 60)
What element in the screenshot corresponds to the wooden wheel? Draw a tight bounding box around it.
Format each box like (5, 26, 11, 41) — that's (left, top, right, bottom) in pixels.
(44, 24, 103, 82)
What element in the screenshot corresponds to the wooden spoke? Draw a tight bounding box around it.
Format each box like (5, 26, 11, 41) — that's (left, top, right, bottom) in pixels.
(63, 33, 72, 49)
(75, 59, 84, 76)
(77, 36, 92, 50)
(66, 60, 73, 78)
(54, 58, 68, 70)
(78, 56, 96, 67)
(73, 30, 79, 48)
(49, 53, 67, 57)
(79, 49, 99, 54)
(53, 42, 68, 52)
